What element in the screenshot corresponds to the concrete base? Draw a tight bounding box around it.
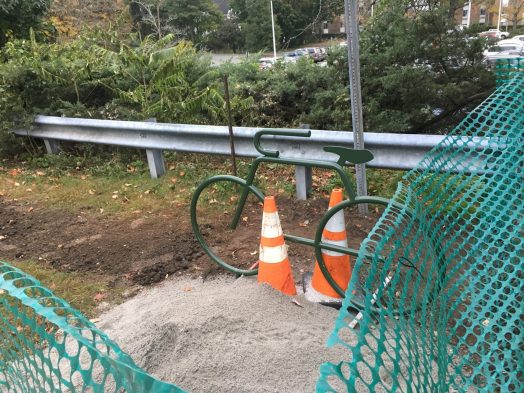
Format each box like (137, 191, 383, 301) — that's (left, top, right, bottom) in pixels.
(302, 272, 367, 311)
(302, 272, 345, 308)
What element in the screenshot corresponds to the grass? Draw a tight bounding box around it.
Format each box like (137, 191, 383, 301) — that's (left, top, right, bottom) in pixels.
(3, 259, 119, 318)
(0, 152, 404, 215)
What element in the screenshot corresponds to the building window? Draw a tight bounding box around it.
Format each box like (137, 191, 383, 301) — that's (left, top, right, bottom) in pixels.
(323, 21, 328, 30)
(463, 9, 468, 17)
(480, 8, 486, 16)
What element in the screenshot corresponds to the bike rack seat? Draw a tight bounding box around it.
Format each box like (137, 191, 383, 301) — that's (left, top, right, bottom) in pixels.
(323, 146, 374, 166)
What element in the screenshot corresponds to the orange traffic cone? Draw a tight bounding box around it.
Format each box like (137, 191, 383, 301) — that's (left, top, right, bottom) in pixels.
(258, 196, 297, 296)
(311, 188, 352, 298)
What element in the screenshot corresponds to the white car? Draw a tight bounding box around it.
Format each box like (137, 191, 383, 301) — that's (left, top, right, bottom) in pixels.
(504, 35, 524, 44)
(483, 43, 524, 67)
(258, 57, 278, 70)
(479, 29, 510, 40)
(498, 38, 524, 46)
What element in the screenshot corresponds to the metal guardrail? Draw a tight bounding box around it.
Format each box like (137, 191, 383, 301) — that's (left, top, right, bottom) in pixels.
(16, 115, 444, 167)
(14, 115, 447, 199)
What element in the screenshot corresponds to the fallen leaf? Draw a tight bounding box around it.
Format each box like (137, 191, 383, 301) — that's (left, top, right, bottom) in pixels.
(242, 216, 248, 222)
(93, 293, 106, 302)
(124, 183, 133, 187)
(14, 182, 20, 187)
(88, 189, 96, 195)
(99, 208, 104, 214)
(89, 318, 101, 324)
(183, 286, 193, 292)
(35, 171, 45, 176)
(291, 299, 303, 308)
(0, 236, 6, 241)
(27, 207, 34, 212)
(179, 171, 185, 177)
(80, 175, 87, 180)
(26, 188, 32, 192)
(250, 250, 258, 255)
(111, 194, 118, 199)
(168, 165, 176, 170)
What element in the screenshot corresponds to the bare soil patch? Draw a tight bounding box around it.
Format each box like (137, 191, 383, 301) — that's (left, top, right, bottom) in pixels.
(0, 195, 380, 291)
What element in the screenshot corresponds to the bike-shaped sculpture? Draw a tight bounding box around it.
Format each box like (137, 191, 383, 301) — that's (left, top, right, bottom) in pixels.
(190, 129, 395, 298)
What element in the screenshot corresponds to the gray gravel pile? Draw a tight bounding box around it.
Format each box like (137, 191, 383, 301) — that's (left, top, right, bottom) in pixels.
(97, 276, 353, 393)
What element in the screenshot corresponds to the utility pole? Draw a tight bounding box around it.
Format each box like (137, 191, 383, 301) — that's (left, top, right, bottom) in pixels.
(344, 0, 368, 215)
(270, 1, 277, 60)
(497, 0, 503, 30)
(467, 1, 472, 28)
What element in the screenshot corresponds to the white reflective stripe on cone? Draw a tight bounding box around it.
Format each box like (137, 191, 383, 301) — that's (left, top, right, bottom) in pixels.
(259, 244, 288, 264)
(324, 209, 346, 233)
(261, 212, 283, 238)
(320, 238, 349, 257)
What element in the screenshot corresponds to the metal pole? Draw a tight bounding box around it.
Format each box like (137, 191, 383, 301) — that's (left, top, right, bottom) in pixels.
(270, 0, 277, 60)
(467, 1, 472, 28)
(223, 74, 238, 176)
(497, 0, 502, 30)
(344, 0, 368, 215)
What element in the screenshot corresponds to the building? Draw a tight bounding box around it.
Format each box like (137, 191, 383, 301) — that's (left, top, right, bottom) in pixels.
(456, 1, 524, 28)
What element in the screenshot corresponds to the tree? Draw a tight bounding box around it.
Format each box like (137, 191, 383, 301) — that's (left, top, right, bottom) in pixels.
(506, 0, 524, 30)
(229, 0, 280, 52)
(231, 0, 343, 51)
(207, 13, 244, 52)
(355, 4, 495, 133)
(0, 0, 52, 47)
(129, 0, 223, 44)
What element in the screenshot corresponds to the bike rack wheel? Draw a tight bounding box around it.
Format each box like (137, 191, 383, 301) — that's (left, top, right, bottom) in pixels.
(190, 175, 265, 276)
(314, 197, 446, 316)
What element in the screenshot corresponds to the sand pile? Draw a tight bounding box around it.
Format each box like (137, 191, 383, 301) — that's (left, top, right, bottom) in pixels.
(97, 276, 353, 393)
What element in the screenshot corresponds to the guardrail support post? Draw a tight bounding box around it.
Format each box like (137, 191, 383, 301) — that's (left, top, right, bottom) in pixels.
(295, 166, 312, 200)
(145, 149, 165, 179)
(143, 118, 166, 179)
(295, 124, 313, 200)
(43, 139, 60, 154)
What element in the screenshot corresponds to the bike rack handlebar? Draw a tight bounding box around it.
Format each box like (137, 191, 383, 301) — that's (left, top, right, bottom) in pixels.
(254, 129, 311, 158)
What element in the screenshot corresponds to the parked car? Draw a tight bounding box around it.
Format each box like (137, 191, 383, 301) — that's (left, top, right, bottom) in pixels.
(258, 57, 278, 70)
(297, 47, 325, 63)
(283, 50, 305, 63)
(497, 38, 524, 47)
(479, 29, 510, 40)
(483, 43, 524, 67)
(503, 35, 524, 44)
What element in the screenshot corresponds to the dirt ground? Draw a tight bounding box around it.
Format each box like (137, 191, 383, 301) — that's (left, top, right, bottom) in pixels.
(0, 195, 380, 291)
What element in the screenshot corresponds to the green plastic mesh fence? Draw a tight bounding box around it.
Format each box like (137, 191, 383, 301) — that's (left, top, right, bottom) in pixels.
(0, 262, 185, 393)
(317, 75, 523, 392)
(495, 58, 524, 87)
